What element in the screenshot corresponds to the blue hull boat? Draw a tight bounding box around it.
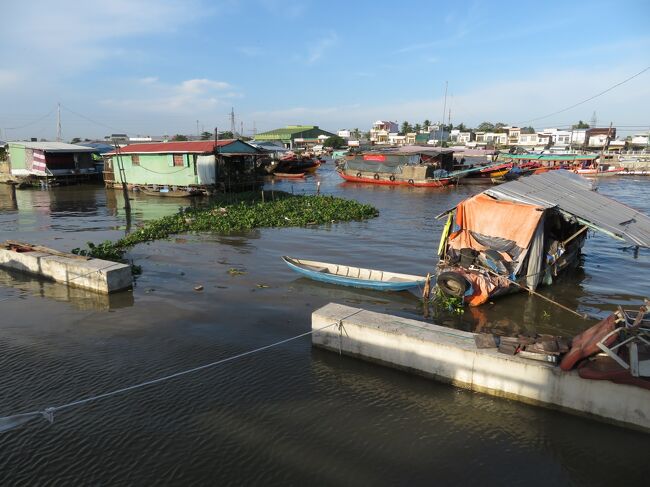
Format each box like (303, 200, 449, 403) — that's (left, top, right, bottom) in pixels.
(282, 256, 427, 291)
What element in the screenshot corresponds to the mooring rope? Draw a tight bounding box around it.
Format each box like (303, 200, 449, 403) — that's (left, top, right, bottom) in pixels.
(0, 309, 363, 433)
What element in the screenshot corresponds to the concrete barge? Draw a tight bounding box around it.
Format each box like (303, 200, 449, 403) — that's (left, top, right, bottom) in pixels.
(312, 303, 650, 433)
(0, 242, 132, 294)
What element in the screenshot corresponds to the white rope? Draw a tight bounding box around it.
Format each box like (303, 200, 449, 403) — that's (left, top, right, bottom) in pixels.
(0, 309, 363, 432)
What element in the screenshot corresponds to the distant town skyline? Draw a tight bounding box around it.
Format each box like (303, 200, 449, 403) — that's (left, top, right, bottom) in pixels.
(1, 0, 649, 141)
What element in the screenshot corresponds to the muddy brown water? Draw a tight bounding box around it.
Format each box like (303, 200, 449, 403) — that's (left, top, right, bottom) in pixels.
(0, 164, 649, 485)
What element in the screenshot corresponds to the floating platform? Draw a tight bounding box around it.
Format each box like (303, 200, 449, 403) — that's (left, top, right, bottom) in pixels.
(312, 303, 650, 433)
(0, 241, 132, 294)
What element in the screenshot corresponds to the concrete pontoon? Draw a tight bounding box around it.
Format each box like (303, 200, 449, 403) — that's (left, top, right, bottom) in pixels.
(312, 303, 650, 432)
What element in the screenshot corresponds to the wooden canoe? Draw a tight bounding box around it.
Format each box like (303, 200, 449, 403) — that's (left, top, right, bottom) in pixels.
(274, 172, 305, 179)
(282, 256, 427, 291)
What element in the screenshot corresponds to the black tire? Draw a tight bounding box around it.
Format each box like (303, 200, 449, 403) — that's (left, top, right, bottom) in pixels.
(389, 175, 395, 181)
(437, 271, 469, 297)
(373, 173, 380, 180)
(408, 179, 415, 185)
(356, 172, 362, 178)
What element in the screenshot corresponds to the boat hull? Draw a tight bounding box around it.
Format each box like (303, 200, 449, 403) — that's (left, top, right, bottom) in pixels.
(338, 171, 454, 188)
(575, 168, 625, 177)
(282, 256, 426, 291)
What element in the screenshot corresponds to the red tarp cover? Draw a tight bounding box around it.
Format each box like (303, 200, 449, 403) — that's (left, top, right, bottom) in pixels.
(448, 193, 544, 253)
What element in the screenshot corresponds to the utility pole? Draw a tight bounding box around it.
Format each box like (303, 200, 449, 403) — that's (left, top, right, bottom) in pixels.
(240, 121, 243, 139)
(440, 81, 448, 145)
(56, 102, 62, 142)
(196, 120, 199, 137)
(230, 107, 236, 137)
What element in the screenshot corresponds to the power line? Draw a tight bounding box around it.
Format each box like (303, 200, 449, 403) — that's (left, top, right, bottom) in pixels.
(60, 104, 124, 133)
(3, 105, 56, 130)
(518, 66, 650, 125)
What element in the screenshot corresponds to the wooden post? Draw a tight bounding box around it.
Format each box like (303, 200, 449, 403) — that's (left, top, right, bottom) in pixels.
(317, 181, 321, 195)
(422, 272, 431, 301)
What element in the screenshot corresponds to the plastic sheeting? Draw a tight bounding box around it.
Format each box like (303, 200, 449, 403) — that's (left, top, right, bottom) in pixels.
(197, 155, 216, 185)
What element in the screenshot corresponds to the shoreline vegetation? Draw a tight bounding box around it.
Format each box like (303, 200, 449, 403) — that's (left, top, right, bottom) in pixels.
(72, 191, 379, 264)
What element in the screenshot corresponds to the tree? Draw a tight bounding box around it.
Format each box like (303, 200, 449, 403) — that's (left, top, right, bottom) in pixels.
(400, 121, 412, 135)
(477, 121, 495, 132)
(494, 122, 507, 133)
(70, 137, 81, 144)
(200, 131, 213, 140)
(352, 128, 361, 140)
(413, 123, 422, 133)
(323, 135, 347, 149)
(572, 120, 590, 129)
(423, 119, 431, 131)
(219, 131, 234, 139)
(455, 123, 467, 132)
(520, 126, 536, 134)
(172, 134, 188, 141)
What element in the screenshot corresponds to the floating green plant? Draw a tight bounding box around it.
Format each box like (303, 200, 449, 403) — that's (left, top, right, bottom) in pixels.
(72, 191, 379, 267)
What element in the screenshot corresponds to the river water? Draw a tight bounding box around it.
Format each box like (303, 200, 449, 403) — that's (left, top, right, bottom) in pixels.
(0, 164, 648, 485)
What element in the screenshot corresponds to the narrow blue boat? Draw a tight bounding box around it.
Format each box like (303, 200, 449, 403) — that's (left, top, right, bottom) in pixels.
(282, 256, 427, 291)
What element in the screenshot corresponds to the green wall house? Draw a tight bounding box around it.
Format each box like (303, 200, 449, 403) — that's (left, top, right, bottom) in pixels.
(7, 142, 98, 180)
(104, 139, 263, 192)
(254, 125, 335, 149)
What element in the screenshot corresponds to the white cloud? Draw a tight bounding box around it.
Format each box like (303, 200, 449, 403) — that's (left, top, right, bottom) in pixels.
(102, 77, 238, 114)
(139, 76, 159, 84)
(0, 69, 21, 88)
(307, 32, 339, 64)
(248, 66, 650, 132)
(237, 46, 264, 57)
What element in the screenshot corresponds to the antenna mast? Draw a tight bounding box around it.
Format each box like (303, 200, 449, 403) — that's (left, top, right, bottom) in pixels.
(56, 102, 62, 142)
(230, 107, 236, 137)
(440, 81, 448, 144)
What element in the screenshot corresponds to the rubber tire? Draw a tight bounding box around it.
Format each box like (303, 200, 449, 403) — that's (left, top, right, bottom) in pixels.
(437, 271, 469, 297)
(389, 175, 395, 181)
(408, 179, 415, 185)
(374, 173, 380, 180)
(356, 172, 362, 178)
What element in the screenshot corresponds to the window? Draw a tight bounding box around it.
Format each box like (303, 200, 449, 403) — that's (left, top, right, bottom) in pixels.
(173, 154, 184, 167)
(131, 154, 140, 166)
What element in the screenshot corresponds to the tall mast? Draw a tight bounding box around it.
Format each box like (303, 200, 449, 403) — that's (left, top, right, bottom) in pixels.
(56, 102, 62, 142)
(440, 81, 448, 144)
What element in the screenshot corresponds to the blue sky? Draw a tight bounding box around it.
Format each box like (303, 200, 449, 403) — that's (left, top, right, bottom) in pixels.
(1, 0, 649, 140)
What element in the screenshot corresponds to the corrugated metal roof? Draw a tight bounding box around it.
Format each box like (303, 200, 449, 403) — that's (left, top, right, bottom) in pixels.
(107, 139, 238, 155)
(485, 170, 650, 247)
(9, 141, 96, 153)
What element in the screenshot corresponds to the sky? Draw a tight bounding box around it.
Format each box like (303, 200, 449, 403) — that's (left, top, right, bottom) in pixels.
(1, 0, 649, 141)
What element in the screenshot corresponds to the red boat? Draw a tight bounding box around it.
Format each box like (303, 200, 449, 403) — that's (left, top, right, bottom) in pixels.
(337, 146, 457, 188)
(338, 171, 454, 187)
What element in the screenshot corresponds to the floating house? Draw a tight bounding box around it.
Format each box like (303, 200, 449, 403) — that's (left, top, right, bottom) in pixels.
(104, 139, 263, 192)
(4, 141, 100, 182)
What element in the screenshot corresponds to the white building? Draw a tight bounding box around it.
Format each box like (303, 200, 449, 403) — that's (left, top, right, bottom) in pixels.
(388, 133, 406, 145)
(337, 129, 351, 139)
(630, 132, 649, 147)
(475, 132, 507, 146)
(370, 120, 399, 144)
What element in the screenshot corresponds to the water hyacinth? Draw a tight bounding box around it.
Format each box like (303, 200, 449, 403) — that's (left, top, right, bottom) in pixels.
(72, 191, 378, 263)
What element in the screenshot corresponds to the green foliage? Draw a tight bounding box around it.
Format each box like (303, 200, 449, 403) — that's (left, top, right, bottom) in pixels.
(572, 120, 590, 129)
(323, 135, 347, 149)
(423, 119, 431, 130)
(220, 131, 234, 139)
(172, 134, 188, 141)
(200, 131, 213, 140)
(72, 192, 379, 270)
(520, 126, 536, 134)
(430, 287, 465, 315)
(477, 121, 495, 132)
(400, 121, 412, 135)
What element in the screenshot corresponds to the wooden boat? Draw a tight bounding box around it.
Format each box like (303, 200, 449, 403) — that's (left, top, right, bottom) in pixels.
(139, 186, 203, 197)
(338, 171, 454, 187)
(274, 172, 305, 179)
(574, 165, 625, 177)
(281, 256, 427, 291)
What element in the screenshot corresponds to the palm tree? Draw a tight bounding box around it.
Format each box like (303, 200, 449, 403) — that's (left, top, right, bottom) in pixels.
(423, 119, 431, 131)
(352, 128, 361, 140)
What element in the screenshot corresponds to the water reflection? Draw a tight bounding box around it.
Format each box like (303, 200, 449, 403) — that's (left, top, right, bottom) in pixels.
(0, 267, 134, 311)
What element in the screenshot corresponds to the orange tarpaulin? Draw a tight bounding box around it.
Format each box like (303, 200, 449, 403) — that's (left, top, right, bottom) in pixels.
(448, 193, 544, 253)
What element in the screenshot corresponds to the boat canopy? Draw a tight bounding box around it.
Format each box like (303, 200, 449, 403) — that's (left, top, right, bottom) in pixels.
(485, 170, 650, 248)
